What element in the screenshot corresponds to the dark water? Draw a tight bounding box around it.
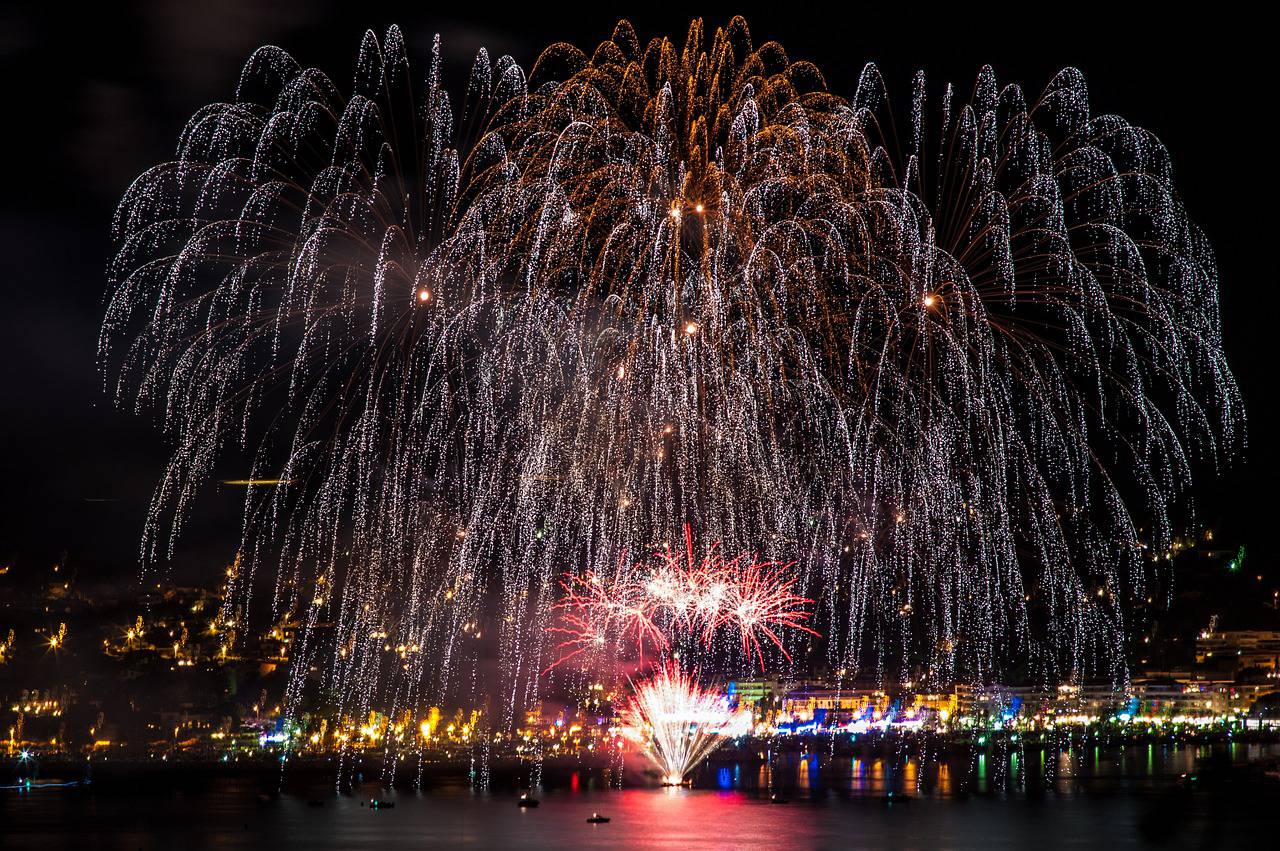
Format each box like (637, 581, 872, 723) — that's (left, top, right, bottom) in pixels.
(3, 744, 1278, 849)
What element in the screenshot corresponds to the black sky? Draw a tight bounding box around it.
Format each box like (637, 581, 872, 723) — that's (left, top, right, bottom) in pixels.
(0, 2, 1272, 593)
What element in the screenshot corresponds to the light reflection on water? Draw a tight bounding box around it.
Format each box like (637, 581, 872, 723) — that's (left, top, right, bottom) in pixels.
(2, 744, 1277, 849)
(709, 741, 1278, 799)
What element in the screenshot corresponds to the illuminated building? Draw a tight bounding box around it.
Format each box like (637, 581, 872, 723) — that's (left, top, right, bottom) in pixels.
(727, 678, 779, 709)
(781, 685, 890, 725)
(1195, 628, 1280, 671)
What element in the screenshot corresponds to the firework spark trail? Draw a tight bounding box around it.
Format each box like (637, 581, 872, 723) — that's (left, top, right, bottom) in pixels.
(101, 16, 1243, 751)
(619, 663, 750, 784)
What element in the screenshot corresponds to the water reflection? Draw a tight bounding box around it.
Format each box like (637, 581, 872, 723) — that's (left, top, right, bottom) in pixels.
(937, 761, 952, 796)
(3, 744, 1278, 850)
(685, 741, 1280, 799)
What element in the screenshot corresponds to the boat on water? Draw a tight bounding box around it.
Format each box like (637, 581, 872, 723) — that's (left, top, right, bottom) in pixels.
(586, 813, 610, 823)
(1, 778, 88, 791)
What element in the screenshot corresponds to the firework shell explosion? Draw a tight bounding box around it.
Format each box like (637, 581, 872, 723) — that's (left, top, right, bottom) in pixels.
(619, 662, 751, 784)
(547, 524, 817, 672)
(102, 17, 1242, 748)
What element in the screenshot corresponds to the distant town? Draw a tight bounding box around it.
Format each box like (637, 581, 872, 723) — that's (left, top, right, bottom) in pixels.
(3, 528, 1278, 767)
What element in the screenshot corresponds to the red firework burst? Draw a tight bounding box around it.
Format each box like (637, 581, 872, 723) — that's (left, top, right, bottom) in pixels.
(546, 525, 818, 671)
(544, 557, 668, 672)
(709, 557, 820, 668)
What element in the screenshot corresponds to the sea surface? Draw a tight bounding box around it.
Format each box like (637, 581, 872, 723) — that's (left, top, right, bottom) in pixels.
(3, 743, 1278, 849)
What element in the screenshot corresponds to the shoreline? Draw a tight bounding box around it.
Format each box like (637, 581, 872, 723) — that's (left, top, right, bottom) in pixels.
(12, 731, 1280, 790)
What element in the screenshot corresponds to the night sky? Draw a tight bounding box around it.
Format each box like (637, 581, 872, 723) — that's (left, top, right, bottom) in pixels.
(1, 3, 1272, 594)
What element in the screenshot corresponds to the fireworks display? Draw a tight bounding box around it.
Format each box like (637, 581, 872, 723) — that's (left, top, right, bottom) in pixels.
(619, 663, 750, 784)
(101, 15, 1241, 751)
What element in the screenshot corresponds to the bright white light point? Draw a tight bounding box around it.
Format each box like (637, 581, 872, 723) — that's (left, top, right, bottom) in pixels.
(923, 294, 936, 307)
(694, 203, 704, 213)
(684, 321, 699, 336)
(417, 289, 432, 303)
(616, 365, 625, 379)
(669, 206, 681, 219)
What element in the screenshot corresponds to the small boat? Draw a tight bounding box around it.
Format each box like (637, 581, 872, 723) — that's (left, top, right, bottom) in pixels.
(882, 791, 911, 804)
(770, 793, 790, 804)
(369, 799, 395, 809)
(586, 813, 610, 823)
(516, 793, 540, 808)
